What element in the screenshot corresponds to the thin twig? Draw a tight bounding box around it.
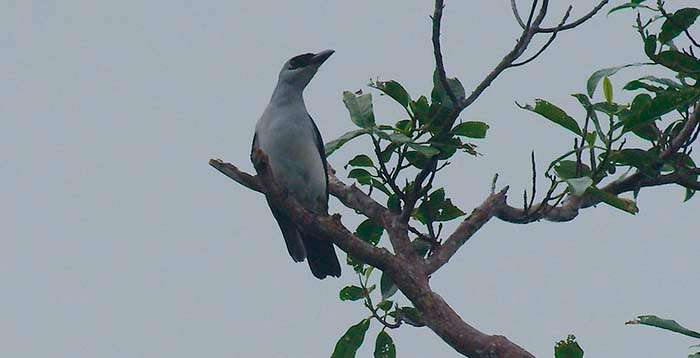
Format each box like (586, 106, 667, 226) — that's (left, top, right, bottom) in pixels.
(432, 0, 459, 105)
(537, 0, 609, 33)
(511, 6, 572, 67)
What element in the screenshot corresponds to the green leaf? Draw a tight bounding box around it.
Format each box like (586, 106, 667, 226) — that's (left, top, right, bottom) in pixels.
(407, 143, 440, 157)
(339, 285, 366, 301)
(435, 199, 466, 221)
(396, 307, 424, 327)
(644, 34, 657, 58)
(592, 101, 624, 116)
(389, 133, 412, 144)
(566, 177, 593, 196)
(343, 91, 376, 128)
(371, 179, 392, 196)
(635, 75, 682, 89)
(572, 94, 607, 145)
(387, 194, 401, 213)
(431, 140, 458, 160)
(405, 151, 429, 169)
(603, 76, 613, 104)
(625, 315, 700, 338)
(523, 99, 581, 135)
(380, 271, 398, 300)
(373, 331, 396, 358)
(377, 300, 393, 312)
(588, 187, 639, 214)
(379, 143, 398, 163)
(608, 149, 659, 176)
(554, 335, 584, 358)
(355, 219, 384, 246)
(432, 70, 465, 106)
(372, 80, 411, 108)
(452, 121, 490, 138)
(554, 160, 591, 180)
(623, 80, 665, 93)
(347, 154, 374, 168)
(410, 96, 430, 126)
(349, 168, 373, 185)
(608, 0, 649, 15)
(372, 129, 391, 141)
(395, 119, 413, 135)
(655, 51, 700, 75)
(326, 129, 370, 156)
(659, 8, 700, 44)
(331, 319, 371, 358)
(623, 88, 700, 132)
(689, 353, 700, 358)
(413, 189, 466, 223)
(587, 63, 647, 97)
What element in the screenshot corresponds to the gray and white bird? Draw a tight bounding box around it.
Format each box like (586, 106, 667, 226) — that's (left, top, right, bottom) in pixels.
(252, 50, 341, 279)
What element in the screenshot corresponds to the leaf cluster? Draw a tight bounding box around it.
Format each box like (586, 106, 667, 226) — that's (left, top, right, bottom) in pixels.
(519, 1, 699, 214)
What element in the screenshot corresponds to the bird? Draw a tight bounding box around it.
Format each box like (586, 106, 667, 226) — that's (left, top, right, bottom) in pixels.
(252, 49, 341, 279)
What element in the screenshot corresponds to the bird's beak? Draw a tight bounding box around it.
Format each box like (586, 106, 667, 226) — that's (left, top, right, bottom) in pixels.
(311, 49, 335, 66)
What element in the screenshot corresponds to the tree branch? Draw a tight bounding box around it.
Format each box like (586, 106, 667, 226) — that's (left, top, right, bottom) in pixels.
(426, 103, 699, 272)
(426, 187, 509, 274)
(209, 159, 391, 227)
(512, 1, 609, 33)
(387, 257, 535, 358)
(210, 159, 263, 192)
(456, 0, 549, 113)
(210, 156, 537, 357)
(497, 102, 700, 223)
(210, 155, 393, 269)
(432, 0, 459, 105)
(510, 6, 572, 68)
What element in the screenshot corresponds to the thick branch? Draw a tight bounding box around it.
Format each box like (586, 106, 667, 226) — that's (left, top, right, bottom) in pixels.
(211, 155, 537, 356)
(210, 156, 393, 269)
(412, 291, 535, 358)
(387, 257, 535, 358)
(326, 165, 393, 226)
(426, 187, 509, 274)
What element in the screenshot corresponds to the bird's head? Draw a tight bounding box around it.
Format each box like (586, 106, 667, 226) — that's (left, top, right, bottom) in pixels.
(277, 49, 335, 90)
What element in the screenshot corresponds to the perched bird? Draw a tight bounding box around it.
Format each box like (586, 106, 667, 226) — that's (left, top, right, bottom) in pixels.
(252, 50, 341, 279)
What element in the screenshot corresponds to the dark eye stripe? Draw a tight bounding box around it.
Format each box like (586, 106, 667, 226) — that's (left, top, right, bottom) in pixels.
(289, 53, 315, 69)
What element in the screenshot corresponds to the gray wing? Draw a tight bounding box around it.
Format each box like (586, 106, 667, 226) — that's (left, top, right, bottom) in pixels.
(303, 114, 340, 278)
(308, 114, 329, 211)
(252, 131, 307, 262)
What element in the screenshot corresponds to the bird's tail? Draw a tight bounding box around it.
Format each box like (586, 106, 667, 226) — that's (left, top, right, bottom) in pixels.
(302, 235, 341, 279)
(267, 200, 307, 262)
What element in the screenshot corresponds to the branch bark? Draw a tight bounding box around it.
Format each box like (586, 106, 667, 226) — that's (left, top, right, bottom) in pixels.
(210, 155, 393, 270)
(209, 159, 390, 226)
(211, 154, 537, 357)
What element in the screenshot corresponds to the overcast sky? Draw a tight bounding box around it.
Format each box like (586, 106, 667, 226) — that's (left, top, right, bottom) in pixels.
(3, 1, 698, 357)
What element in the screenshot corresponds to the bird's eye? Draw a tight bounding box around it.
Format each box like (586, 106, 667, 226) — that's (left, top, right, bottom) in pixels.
(288, 53, 315, 69)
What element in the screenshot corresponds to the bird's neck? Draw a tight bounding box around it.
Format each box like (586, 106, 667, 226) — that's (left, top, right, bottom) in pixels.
(269, 81, 305, 107)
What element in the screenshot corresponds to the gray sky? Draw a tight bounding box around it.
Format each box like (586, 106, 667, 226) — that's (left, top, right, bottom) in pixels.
(3, 1, 698, 357)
